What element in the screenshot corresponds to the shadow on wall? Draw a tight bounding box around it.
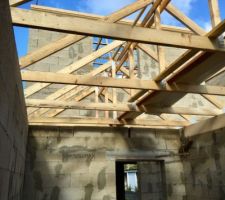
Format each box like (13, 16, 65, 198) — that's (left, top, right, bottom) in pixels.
(182, 128, 225, 199)
(22, 126, 183, 200)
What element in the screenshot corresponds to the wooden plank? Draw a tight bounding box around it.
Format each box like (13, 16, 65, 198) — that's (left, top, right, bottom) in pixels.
(24, 41, 122, 98)
(10, 0, 31, 6)
(208, 0, 221, 27)
(21, 70, 225, 95)
(25, 99, 222, 116)
(11, 7, 225, 52)
(184, 113, 225, 137)
(28, 117, 190, 127)
(166, 4, 206, 35)
(31, 4, 194, 34)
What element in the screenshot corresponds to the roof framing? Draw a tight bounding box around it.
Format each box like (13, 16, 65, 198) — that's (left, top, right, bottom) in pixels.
(10, 0, 225, 131)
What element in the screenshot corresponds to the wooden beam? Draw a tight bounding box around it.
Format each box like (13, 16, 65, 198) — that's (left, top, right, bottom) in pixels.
(184, 113, 225, 137)
(25, 99, 222, 116)
(31, 4, 194, 35)
(24, 41, 123, 98)
(208, 0, 221, 27)
(166, 4, 206, 35)
(11, 7, 225, 52)
(10, 0, 31, 6)
(21, 71, 225, 96)
(28, 117, 190, 127)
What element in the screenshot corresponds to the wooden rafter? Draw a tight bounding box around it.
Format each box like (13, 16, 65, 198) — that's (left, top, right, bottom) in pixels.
(10, 0, 31, 7)
(184, 113, 225, 137)
(166, 4, 206, 35)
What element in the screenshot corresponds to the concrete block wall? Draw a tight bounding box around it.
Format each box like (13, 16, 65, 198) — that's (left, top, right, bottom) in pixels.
(182, 128, 225, 200)
(26, 29, 93, 100)
(138, 45, 185, 80)
(23, 127, 186, 200)
(0, 1, 28, 200)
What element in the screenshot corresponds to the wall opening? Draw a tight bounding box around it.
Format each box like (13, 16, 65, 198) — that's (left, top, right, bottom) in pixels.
(116, 160, 166, 200)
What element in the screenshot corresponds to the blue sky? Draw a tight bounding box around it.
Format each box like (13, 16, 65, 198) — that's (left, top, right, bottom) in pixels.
(14, 0, 225, 57)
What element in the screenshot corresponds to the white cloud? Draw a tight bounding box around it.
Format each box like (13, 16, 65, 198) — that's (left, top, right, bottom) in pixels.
(171, 0, 196, 15)
(78, 0, 135, 16)
(202, 21, 212, 31)
(162, 0, 196, 26)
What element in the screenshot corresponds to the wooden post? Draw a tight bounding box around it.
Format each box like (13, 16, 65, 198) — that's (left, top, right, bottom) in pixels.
(155, 6, 166, 72)
(128, 44, 136, 96)
(95, 87, 99, 118)
(208, 0, 221, 27)
(112, 60, 117, 119)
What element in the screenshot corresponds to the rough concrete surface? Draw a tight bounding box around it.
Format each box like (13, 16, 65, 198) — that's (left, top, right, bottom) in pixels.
(0, 1, 28, 200)
(22, 127, 185, 200)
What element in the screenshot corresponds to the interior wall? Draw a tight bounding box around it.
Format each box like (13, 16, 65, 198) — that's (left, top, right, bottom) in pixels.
(182, 124, 225, 200)
(0, 1, 28, 200)
(23, 126, 186, 200)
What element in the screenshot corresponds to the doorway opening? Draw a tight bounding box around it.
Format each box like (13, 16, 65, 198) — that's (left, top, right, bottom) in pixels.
(116, 160, 166, 200)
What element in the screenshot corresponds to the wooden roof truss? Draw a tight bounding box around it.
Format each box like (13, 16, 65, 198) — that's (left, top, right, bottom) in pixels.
(10, 0, 225, 136)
